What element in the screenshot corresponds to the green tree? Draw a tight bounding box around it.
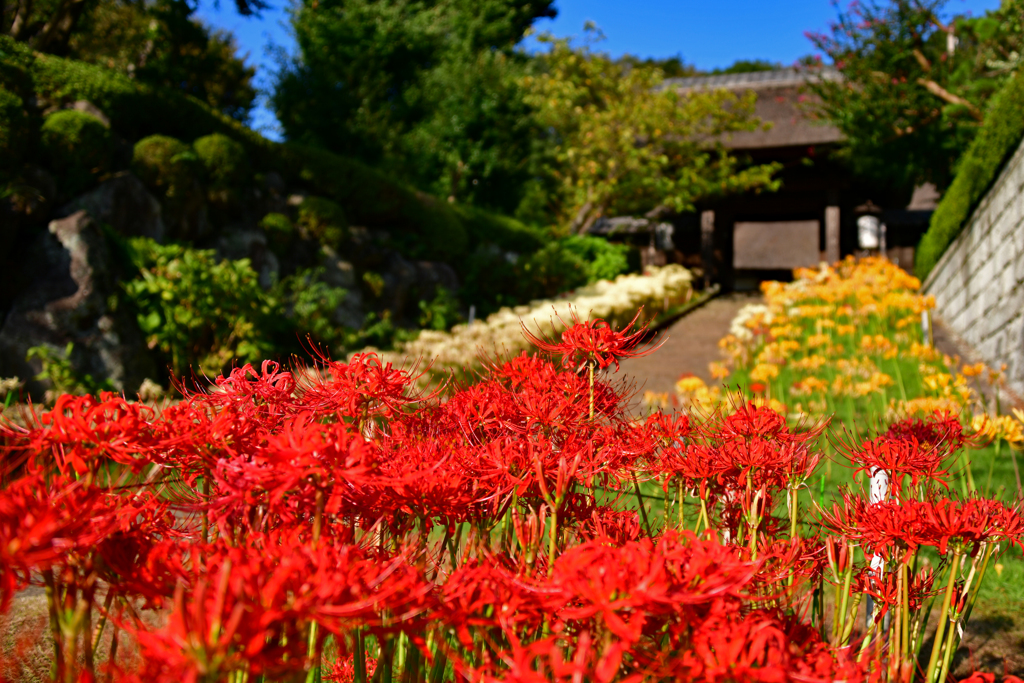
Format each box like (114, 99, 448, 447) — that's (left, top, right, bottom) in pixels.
(523, 30, 781, 233)
(2, 0, 266, 57)
(272, 0, 555, 216)
(807, 0, 1024, 193)
(67, 0, 256, 121)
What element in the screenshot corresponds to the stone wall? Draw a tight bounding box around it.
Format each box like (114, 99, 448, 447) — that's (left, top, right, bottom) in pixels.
(923, 135, 1024, 397)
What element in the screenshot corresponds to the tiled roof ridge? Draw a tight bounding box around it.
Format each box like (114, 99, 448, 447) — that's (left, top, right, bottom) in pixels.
(663, 66, 841, 91)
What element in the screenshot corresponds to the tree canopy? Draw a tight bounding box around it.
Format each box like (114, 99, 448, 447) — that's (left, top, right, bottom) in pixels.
(272, 0, 556, 218)
(3, 0, 257, 120)
(808, 0, 1024, 194)
(523, 32, 781, 233)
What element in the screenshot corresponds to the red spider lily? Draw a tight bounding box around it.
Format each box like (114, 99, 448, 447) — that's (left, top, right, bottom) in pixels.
(300, 352, 425, 420)
(521, 308, 660, 371)
(127, 534, 432, 680)
(324, 653, 378, 682)
(576, 507, 643, 544)
(0, 474, 118, 611)
(848, 434, 952, 495)
(885, 412, 965, 453)
(3, 392, 167, 476)
(818, 492, 932, 561)
(919, 498, 1024, 556)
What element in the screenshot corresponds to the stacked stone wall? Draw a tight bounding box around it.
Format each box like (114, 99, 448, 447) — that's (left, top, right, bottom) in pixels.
(924, 137, 1024, 397)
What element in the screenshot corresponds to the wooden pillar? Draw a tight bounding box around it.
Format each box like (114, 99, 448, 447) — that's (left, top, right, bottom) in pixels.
(825, 205, 840, 265)
(700, 210, 715, 289)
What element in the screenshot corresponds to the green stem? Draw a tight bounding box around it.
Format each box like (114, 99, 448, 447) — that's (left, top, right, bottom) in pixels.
(546, 506, 559, 575)
(354, 629, 367, 683)
(632, 472, 652, 536)
(937, 606, 960, 683)
(677, 480, 685, 528)
(925, 551, 961, 683)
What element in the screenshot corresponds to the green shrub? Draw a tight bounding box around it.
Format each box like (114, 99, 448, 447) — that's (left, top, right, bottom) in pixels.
(342, 311, 419, 351)
(39, 109, 114, 195)
(270, 267, 348, 351)
(454, 203, 546, 253)
(279, 144, 469, 261)
(193, 133, 249, 189)
(917, 71, 1024, 280)
(418, 286, 462, 331)
(558, 235, 631, 282)
(26, 343, 113, 399)
(123, 238, 271, 378)
(515, 240, 590, 302)
(259, 212, 295, 252)
(461, 245, 519, 315)
(296, 196, 347, 247)
(0, 87, 27, 177)
(131, 134, 198, 198)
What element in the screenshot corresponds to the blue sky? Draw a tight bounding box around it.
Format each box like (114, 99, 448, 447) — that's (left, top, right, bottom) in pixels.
(196, 0, 1002, 140)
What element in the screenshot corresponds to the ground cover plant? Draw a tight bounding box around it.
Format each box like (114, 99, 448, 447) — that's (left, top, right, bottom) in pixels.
(2, 270, 1024, 682)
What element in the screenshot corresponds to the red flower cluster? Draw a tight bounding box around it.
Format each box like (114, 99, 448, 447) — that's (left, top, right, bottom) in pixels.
(0, 312, 1019, 682)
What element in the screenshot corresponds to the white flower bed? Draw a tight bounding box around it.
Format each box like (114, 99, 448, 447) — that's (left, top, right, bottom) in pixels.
(389, 265, 693, 377)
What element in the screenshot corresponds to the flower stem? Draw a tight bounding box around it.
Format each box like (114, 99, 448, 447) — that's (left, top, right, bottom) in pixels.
(925, 551, 961, 683)
(632, 471, 652, 536)
(547, 506, 559, 576)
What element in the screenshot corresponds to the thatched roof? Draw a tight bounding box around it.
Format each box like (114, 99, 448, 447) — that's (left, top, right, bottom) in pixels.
(664, 67, 844, 150)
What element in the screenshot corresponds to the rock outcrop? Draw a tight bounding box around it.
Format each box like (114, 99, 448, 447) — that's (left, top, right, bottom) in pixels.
(0, 211, 157, 397)
(59, 171, 166, 241)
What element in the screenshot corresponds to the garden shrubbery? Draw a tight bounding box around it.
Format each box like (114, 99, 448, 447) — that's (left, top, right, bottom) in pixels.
(122, 238, 272, 378)
(131, 134, 199, 199)
(295, 196, 347, 248)
(193, 132, 249, 191)
(39, 109, 114, 196)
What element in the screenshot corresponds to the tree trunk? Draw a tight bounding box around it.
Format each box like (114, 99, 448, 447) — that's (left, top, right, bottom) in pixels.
(29, 0, 90, 55)
(8, 0, 33, 39)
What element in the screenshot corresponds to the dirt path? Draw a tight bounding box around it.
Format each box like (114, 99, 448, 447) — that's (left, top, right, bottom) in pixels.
(616, 292, 761, 406)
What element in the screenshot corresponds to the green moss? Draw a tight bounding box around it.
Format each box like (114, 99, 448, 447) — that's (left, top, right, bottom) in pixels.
(39, 109, 114, 195)
(193, 133, 248, 189)
(132, 134, 197, 198)
(917, 71, 1024, 280)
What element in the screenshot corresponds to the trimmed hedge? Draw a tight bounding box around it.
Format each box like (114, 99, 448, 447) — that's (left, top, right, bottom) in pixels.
(0, 35, 544, 264)
(132, 135, 198, 198)
(916, 70, 1024, 280)
(40, 109, 114, 196)
(193, 133, 249, 189)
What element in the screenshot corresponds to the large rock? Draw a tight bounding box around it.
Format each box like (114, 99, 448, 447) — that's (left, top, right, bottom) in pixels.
(215, 224, 279, 289)
(59, 171, 166, 241)
(379, 253, 460, 323)
(0, 211, 158, 398)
